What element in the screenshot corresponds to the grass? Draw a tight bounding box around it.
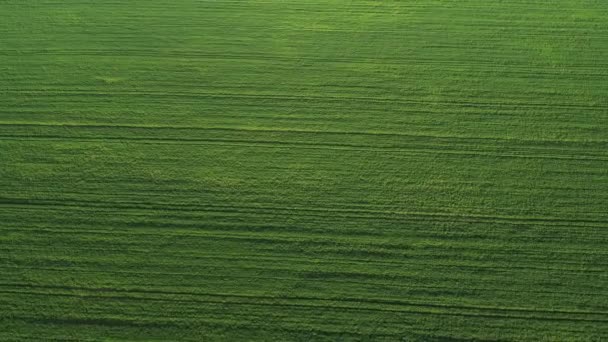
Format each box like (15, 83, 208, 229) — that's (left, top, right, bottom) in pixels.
(1, 0, 608, 340)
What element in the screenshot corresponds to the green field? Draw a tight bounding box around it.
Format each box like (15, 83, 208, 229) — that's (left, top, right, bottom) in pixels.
(2, 1, 608, 340)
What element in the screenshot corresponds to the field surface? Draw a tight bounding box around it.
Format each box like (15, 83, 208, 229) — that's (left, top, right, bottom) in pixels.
(1, 1, 608, 340)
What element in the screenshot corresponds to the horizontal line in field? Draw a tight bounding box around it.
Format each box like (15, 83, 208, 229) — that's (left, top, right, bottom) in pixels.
(1, 122, 606, 145)
(2, 134, 606, 161)
(1, 285, 606, 323)
(3, 89, 608, 111)
(1, 197, 606, 226)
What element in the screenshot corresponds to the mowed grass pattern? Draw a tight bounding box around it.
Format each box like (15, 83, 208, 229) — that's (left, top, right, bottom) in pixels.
(1, 1, 608, 340)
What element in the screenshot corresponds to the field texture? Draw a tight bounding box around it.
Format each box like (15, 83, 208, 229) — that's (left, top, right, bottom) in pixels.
(2, 1, 608, 340)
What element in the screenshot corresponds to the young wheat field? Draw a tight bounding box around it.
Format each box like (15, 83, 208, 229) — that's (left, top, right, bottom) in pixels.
(1, 1, 608, 340)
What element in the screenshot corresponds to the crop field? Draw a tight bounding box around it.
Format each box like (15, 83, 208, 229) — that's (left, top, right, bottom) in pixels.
(1, 0, 608, 340)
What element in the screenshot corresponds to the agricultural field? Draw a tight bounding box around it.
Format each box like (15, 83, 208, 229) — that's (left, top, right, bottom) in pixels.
(1, 0, 608, 340)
